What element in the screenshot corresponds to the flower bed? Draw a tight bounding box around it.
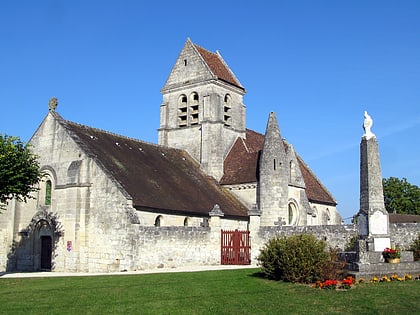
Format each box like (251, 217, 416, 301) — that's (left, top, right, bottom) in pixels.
(313, 274, 419, 290)
(314, 277, 353, 290)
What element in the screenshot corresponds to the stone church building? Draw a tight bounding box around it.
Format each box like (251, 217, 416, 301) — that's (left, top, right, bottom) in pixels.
(0, 39, 341, 272)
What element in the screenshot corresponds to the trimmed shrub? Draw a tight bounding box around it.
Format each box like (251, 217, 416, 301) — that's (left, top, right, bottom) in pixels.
(257, 234, 331, 283)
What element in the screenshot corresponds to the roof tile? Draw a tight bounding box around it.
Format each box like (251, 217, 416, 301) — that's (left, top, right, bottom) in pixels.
(221, 129, 336, 205)
(194, 44, 244, 90)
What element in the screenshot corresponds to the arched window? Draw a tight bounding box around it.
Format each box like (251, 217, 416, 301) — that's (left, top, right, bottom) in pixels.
(154, 215, 163, 227)
(312, 206, 317, 217)
(45, 180, 52, 206)
(67, 160, 82, 184)
(183, 217, 190, 227)
(288, 202, 298, 225)
(326, 208, 331, 222)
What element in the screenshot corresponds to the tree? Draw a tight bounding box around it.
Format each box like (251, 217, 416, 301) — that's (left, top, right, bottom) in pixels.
(382, 177, 420, 215)
(0, 134, 43, 210)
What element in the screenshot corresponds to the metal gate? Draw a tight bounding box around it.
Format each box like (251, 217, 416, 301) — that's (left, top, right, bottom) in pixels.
(221, 229, 250, 265)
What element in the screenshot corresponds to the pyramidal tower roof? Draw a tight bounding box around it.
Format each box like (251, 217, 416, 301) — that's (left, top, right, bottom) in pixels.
(162, 38, 245, 92)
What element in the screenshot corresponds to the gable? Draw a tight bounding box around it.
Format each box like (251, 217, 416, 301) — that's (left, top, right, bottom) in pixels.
(221, 129, 337, 206)
(56, 115, 248, 218)
(162, 38, 244, 92)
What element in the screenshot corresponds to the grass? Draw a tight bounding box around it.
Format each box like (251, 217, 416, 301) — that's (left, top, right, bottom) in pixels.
(0, 268, 419, 314)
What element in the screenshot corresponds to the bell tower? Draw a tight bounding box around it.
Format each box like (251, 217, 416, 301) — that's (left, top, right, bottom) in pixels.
(159, 39, 246, 180)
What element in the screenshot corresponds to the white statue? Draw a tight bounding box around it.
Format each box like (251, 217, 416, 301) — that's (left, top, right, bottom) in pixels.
(363, 111, 375, 139)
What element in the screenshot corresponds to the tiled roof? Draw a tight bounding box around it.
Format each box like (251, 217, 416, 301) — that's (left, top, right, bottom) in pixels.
(221, 129, 337, 206)
(220, 129, 263, 185)
(57, 114, 248, 218)
(194, 44, 244, 91)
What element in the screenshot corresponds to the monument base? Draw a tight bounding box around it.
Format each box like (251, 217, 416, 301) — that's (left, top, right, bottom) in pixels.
(339, 250, 419, 280)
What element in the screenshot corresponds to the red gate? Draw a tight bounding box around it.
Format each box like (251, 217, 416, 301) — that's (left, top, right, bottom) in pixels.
(221, 229, 250, 265)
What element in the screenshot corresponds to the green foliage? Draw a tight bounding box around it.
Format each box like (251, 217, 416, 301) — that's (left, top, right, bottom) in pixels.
(0, 134, 43, 210)
(257, 234, 331, 283)
(409, 233, 420, 261)
(344, 234, 358, 251)
(382, 177, 420, 215)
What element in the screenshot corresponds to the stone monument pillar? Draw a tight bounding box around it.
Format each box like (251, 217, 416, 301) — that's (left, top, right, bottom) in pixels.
(357, 111, 390, 253)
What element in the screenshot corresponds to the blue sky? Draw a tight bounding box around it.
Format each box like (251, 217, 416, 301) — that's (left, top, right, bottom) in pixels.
(1, 1, 419, 222)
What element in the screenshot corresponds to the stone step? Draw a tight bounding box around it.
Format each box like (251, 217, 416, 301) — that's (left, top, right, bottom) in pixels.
(339, 251, 414, 264)
(345, 261, 420, 280)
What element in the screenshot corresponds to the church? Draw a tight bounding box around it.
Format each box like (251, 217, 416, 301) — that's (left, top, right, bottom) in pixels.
(0, 39, 341, 272)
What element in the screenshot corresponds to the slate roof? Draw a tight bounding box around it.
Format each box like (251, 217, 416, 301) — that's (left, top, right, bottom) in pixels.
(221, 129, 337, 206)
(193, 43, 245, 91)
(55, 113, 249, 218)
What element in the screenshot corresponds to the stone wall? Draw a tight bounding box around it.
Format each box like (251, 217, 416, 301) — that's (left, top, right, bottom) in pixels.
(390, 223, 420, 249)
(249, 223, 419, 262)
(129, 226, 217, 271)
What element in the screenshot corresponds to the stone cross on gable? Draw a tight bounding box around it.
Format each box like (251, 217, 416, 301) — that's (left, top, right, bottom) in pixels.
(274, 217, 286, 226)
(48, 97, 58, 111)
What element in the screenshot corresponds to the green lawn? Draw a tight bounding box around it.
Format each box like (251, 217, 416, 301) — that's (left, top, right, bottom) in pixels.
(0, 268, 419, 314)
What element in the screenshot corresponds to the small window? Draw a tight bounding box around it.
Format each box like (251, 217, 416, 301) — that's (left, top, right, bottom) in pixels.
(45, 180, 52, 205)
(184, 217, 189, 226)
(154, 215, 162, 227)
(184, 59, 187, 66)
(288, 202, 297, 225)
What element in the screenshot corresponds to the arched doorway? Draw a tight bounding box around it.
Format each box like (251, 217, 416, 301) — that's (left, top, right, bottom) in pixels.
(34, 220, 53, 271)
